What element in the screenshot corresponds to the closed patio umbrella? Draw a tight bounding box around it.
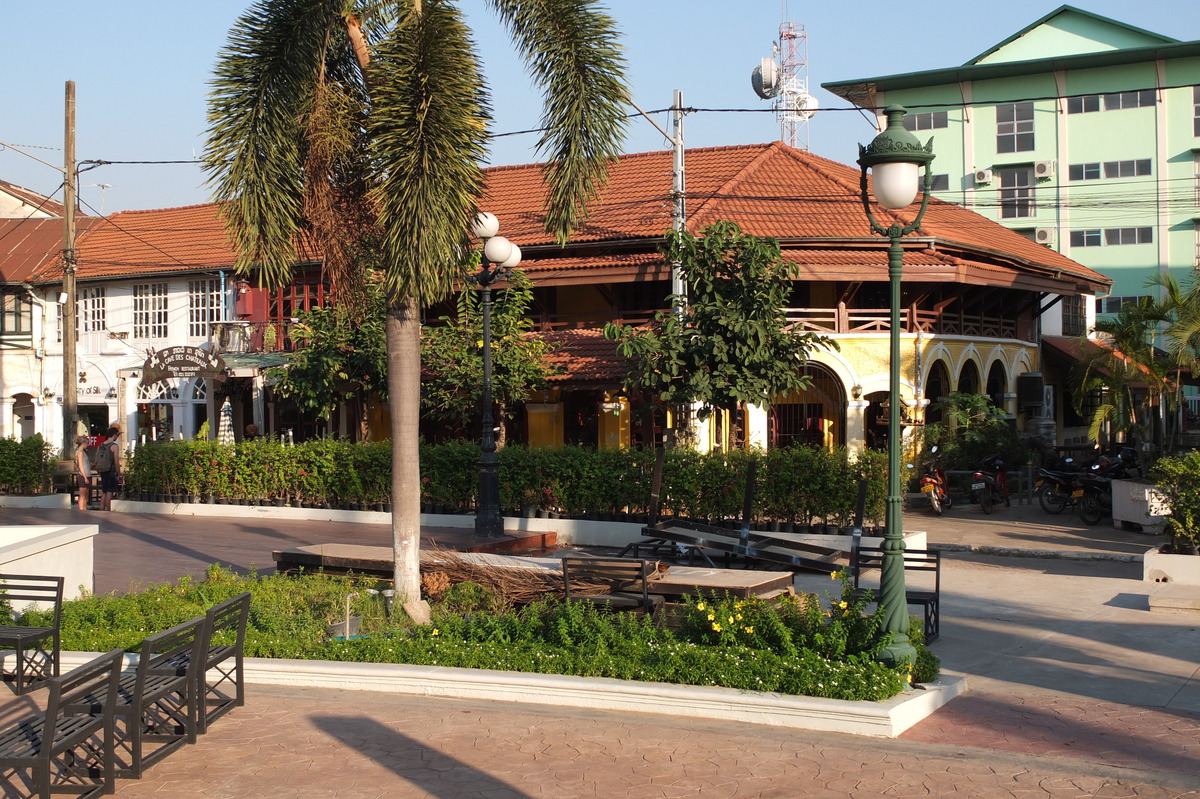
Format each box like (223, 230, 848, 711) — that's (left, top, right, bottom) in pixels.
(218, 398, 235, 445)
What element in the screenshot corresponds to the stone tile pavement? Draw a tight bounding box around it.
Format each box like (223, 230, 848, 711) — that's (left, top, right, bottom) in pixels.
(2, 502, 1199, 796)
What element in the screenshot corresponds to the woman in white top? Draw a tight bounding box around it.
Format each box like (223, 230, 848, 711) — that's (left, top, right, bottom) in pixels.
(73, 434, 91, 511)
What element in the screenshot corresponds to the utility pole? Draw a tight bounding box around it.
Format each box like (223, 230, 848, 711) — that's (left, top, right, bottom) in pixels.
(62, 81, 78, 454)
(670, 90, 686, 305)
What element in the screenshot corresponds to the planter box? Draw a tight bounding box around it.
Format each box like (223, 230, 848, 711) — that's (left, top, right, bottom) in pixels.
(1112, 479, 1169, 533)
(1144, 547, 1200, 585)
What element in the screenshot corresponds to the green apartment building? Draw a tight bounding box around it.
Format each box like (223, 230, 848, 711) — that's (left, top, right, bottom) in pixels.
(824, 5, 1200, 342)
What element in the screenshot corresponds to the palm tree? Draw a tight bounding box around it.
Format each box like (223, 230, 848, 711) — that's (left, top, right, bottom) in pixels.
(204, 0, 627, 602)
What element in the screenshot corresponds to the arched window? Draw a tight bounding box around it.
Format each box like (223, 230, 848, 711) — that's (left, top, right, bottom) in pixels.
(770, 363, 847, 448)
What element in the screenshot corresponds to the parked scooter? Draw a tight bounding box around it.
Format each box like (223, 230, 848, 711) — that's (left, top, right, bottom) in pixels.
(1072, 447, 1140, 525)
(971, 454, 1010, 514)
(1035, 458, 1079, 515)
(918, 446, 952, 516)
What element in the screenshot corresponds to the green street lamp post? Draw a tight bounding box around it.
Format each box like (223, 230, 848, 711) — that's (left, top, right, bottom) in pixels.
(856, 105, 934, 666)
(470, 212, 523, 538)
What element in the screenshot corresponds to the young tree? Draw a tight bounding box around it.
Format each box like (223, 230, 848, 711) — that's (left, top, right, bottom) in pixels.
(604, 221, 835, 426)
(422, 270, 562, 442)
(205, 0, 627, 601)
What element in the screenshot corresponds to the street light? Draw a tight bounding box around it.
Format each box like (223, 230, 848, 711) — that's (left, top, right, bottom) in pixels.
(856, 105, 934, 667)
(470, 212, 522, 538)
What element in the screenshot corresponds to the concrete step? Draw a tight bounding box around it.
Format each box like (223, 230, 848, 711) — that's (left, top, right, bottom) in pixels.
(1148, 583, 1200, 613)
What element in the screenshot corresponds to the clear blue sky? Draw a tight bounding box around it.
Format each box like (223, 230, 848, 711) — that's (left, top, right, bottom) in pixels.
(2, 1, 1194, 214)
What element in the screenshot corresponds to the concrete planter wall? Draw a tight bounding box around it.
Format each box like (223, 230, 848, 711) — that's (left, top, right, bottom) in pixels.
(1112, 479, 1169, 533)
(1144, 547, 1200, 585)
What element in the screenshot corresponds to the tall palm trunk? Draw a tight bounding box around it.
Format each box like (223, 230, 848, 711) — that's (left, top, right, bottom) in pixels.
(387, 296, 422, 601)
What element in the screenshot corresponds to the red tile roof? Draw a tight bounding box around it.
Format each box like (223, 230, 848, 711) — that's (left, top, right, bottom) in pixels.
(0, 217, 98, 283)
(0, 180, 65, 218)
(8, 141, 1107, 297)
(541, 327, 626, 385)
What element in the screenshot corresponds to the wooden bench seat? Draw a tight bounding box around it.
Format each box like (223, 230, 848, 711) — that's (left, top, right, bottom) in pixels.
(851, 546, 941, 643)
(561, 558, 664, 616)
(0, 574, 64, 695)
(0, 649, 123, 799)
(193, 592, 251, 734)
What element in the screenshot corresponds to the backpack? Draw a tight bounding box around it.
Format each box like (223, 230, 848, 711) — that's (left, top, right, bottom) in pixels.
(94, 443, 114, 473)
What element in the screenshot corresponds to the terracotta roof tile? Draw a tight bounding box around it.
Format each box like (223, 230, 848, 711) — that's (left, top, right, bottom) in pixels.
(541, 327, 626, 384)
(0, 180, 65, 218)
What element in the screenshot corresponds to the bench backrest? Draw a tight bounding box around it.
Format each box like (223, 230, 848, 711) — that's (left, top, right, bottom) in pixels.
(136, 616, 207, 692)
(0, 573, 64, 623)
(562, 558, 652, 599)
(205, 592, 251, 653)
(851, 547, 940, 591)
(45, 649, 123, 733)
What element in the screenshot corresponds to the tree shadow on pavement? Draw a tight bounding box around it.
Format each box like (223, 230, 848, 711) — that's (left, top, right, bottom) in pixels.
(311, 716, 532, 799)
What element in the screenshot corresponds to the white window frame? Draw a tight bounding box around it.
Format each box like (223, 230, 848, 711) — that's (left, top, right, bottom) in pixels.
(79, 287, 106, 334)
(132, 282, 169, 340)
(996, 102, 1035, 154)
(187, 279, 223, 338)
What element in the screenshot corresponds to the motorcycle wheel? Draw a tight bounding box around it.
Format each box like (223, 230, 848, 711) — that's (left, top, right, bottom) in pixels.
(1079, 495, 1104, 526)
(944, 493, 953, 510)
(929, 491, 943, 516)
(1039, 487, 1067, 515)
(980, 494, 994, 514)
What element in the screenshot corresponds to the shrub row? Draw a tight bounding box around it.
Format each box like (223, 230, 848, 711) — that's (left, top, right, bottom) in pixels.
(123, 439, 887, 525)
(0, 435, 55, 494)
(31, 565, 936, 701)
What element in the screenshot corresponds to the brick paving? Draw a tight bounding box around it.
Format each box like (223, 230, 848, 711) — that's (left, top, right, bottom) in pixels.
(2, 502, 1200, 796)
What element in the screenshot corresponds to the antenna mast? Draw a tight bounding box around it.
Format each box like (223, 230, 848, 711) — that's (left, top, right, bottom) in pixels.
(776, 22, 812, 150)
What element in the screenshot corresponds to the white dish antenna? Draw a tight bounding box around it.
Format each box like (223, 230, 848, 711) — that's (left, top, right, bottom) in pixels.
(751, 57, 781, 100)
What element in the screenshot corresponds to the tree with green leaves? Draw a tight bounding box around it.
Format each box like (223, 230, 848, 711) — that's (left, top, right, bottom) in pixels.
(204, 0, 627, 602)
(268, 274, 388, 439)
(422, 270, 561, 441)
(604, 221, 834, 428)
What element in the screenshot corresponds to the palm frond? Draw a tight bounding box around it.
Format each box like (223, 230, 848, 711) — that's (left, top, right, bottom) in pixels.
(204, 0, 355, 287)
(491, 0, 629, 242)
(368, 0, 490, 305)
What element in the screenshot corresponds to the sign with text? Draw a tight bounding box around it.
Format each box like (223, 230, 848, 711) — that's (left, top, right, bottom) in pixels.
(141, 346, 227, 385)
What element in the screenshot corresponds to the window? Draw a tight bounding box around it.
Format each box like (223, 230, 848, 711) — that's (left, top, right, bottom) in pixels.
(79, 287, 106, 333)
(0, 291, 32, 342)
(132, 283, 169, 339)
(1103, 89, 1155, 110)
(1194, 86, 1200, 137)
(998, 167, 1035, 218)
(188, 279, 223, 338)
(1096, 295, 1151, 314)
(902, 111, 948, 131)
(1071, 228, 1151, 247)
(1102, 159, 1151, 179)
(918, 173, 950, 193)
(1061, 295, 1086, 337)
(996, 102, 1034, 153)
(1068, 162, 1101, 181)
(1104, 227, 1153, 245)
(1067, 94, 1101, 114)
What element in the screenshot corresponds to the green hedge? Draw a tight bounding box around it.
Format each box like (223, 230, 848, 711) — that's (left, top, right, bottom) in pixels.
(0, 435, 54, 494)
(1152, 451, 1200, 553)
(125, 440, 886, 525)
(27, 565, 933, 701)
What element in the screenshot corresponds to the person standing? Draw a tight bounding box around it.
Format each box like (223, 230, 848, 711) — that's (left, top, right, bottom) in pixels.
(73, 435, 92, 511)
(97, 427, 121, 511)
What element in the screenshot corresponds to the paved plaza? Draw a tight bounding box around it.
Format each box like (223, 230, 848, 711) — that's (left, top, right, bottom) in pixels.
(1, 500, 1199, 797)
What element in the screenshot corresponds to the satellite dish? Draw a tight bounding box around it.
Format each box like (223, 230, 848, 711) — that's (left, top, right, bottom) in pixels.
(791, 91, 819, 120)
(751, 57, 781, 99)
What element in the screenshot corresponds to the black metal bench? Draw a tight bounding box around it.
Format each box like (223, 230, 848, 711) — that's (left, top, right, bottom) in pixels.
(194, 592, 251, 734)
(561, 558, 664, 616)
(850, 546, 941, 642)
(0, 649, 123, 799)
(0, 574, 64, 695)
(102, 616, 208, 778)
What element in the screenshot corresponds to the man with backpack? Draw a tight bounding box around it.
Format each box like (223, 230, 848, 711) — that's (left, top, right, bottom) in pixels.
(95, 426, 121, 511)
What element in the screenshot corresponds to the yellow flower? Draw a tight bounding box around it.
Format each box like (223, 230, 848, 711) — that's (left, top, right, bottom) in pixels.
(906, 673, 913, 684)
(727, 616, 735, 624)
(838, 601, 848, 609)
(743, 626, 754, 634)
(696, 602, 706, 611)
(735, 613, 743, 621)
(432, 629, 440, 636)
(712, 623, 722, 632)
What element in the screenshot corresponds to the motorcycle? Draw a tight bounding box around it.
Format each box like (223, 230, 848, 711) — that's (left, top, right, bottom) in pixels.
(918, 446, 952, 516)
(971, 454, 1010, 514)
(1035, 458, 1079, 515)
(1072, 447, 1140, 525)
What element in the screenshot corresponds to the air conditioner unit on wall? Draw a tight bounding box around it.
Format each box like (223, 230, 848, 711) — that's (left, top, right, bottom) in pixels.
(1035, 160, 1056, 179)
(974, 168, 993, 185)
(1035, 227, 1057, 246)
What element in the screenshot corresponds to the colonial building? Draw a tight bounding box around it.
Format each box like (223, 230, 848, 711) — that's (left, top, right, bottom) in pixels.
(0, 141, 1109, 452)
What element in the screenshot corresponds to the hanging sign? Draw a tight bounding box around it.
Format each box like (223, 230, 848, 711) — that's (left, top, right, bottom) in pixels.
(141, 346, 227, 385)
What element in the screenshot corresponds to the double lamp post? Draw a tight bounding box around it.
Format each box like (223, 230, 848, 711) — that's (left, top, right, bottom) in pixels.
(857, 105, 935, 666)
(470, 212, 522, 538)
